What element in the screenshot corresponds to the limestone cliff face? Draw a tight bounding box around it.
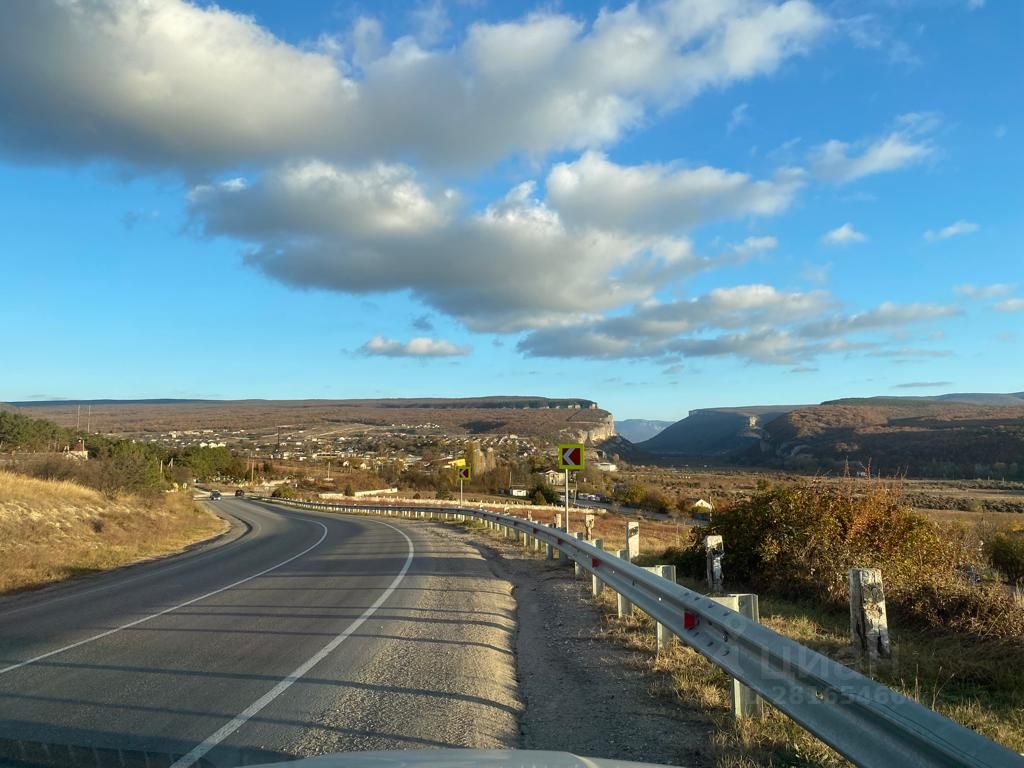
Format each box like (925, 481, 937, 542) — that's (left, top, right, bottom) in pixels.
(567, 412, 615, 444)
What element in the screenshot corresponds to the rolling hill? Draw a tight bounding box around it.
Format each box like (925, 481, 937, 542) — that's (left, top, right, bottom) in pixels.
(637, 405, 807, 456)
(634, 391, 1024, 478)
(9, 397, 615, 443)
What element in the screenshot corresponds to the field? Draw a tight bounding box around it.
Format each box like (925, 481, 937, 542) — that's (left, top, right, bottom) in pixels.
(0, 471, 226, 594)
(608, 465, 1024, 520)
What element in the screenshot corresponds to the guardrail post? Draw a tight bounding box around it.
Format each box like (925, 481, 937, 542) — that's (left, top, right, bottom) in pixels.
(710, 594, 763, 718)
(705, 535, 724, 593)
(849, 568, 891, 659)
(616, 549, 634, 617)
(625, 522, 640, 562)
(546, 542, 554, 560)
(642, 565, 677, 651)
(588, 538, 604, 597)
(572, 532, 584, 577)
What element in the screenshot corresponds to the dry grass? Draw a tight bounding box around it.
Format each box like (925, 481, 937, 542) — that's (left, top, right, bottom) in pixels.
(587, 572, 1024, 767)
(0, 470, 226, 594)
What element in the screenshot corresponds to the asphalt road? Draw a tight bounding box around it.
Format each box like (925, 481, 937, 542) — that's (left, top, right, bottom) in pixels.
(0, 498, 520, 767)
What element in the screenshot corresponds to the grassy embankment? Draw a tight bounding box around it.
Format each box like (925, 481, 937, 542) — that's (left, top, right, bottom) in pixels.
(464, 485, 1024, 766)
(0, 470, 226, 595)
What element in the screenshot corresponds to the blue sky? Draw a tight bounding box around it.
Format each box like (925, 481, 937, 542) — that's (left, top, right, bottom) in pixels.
(0, 0, 1021, 420)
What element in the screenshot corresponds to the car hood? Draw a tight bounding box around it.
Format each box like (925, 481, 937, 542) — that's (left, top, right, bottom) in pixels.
(249, 750, 672, 768)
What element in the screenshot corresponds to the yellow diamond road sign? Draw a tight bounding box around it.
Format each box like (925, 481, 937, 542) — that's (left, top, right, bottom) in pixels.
(558, 443, 584, 471)
(457, 467, 471, 480)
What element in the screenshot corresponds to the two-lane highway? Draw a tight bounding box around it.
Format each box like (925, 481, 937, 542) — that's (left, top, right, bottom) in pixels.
(0, 498, 520, 766)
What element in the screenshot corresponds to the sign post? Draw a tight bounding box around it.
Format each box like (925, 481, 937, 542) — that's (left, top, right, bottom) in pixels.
(457, 466, 471, 506)
(557, 443, 584, 533)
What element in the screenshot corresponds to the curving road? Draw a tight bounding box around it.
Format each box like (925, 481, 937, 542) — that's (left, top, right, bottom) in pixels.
(0, 498, 520, 767)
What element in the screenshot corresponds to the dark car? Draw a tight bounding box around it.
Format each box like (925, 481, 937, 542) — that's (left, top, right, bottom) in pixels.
(235, 489, 245, 497)
(209, 491, 222, 501)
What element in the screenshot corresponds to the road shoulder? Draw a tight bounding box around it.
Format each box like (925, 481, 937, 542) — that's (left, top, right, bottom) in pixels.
(430, 522, 715, 767)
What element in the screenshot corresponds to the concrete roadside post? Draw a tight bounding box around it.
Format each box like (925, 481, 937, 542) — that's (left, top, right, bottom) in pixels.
(584, 514, 595, 541)
(705, 534, 724, 594)
(616, 549, 634, 618)
(710, 594, 763, 717)
(625, 521, 640, 562)
(642, 565, 677, 651)
(588, 538, 604, 597)
(849, 568, 891, 659)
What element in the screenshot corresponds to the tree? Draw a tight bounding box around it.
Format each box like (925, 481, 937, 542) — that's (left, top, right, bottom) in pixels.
(343, 483, 354, 496)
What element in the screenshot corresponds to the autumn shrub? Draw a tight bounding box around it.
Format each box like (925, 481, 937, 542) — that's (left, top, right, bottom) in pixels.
(679, 478, 1023, 638)
(987, 532, 1024, 585)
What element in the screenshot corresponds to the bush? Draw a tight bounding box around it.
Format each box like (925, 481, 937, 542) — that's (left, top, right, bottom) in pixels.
(343, 483, 354, 496)
(435, 488, 452, 500)
(988, 533, 1024, 585)
(531, 482, 559, 504)
(271, 485, 298, 499)
(678, 478, 1022, 637)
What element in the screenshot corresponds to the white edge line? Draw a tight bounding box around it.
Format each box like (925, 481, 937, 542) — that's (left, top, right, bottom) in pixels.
(0, 521, 329, 677)
(170, 518, 415, 768)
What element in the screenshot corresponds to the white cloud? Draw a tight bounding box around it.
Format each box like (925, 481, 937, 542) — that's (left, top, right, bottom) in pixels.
(0, 0, 830, 172)
(924, 220, 978, 241)
(995, 299, 1024, 313)
(967, 0, 985, 9)
(821, 222, 867, 246)
(362, 336, 470, 357)
(799, 302, 961, 338)
(189, 160, 709, 332)
(810, 114, 937, 184)
(517, 284, 841, 363)
(546, 151, 802, 234)
(727, 103, 749, 133)
(954, 283, 1015, 300)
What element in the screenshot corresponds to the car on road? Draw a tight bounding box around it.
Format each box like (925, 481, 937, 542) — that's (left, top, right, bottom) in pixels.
(235, 489, 245, 497)
(209, 491, 221, 501)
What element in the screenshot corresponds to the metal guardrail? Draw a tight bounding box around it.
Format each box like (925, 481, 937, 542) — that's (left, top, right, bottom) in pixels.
(254, 496, 1023, 768)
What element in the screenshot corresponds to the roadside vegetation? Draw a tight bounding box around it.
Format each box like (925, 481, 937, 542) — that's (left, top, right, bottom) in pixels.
(620, 478, 1024, 764)
(0, 471, 225, 594)
(459, 477, 1024, 764)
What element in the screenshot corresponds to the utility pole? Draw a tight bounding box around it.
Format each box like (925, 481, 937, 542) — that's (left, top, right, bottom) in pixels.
(76, 405, 81, 430)
(326, 459, 332, 481)
(86, 405, 91, 433)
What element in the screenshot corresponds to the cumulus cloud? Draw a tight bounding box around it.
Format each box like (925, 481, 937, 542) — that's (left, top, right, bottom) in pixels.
(517, 284, 842, 363)
(547, 151, 802, 234)
(924, 220, 978, 241)
(821, 222, 866, 246)
(361, 336, 470, 357)
(189, 161, 712, 332)
(954, 283, 1014, 299)
(0, 0, 829, 172)
(810, 114, 937, 184)
(995, 298, 1024, 313)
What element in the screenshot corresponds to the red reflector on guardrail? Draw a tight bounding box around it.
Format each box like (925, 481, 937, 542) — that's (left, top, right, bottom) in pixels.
(683, 612, 698, 630)
(592, 558, 600, 568)
(557, 538, 563, 545)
